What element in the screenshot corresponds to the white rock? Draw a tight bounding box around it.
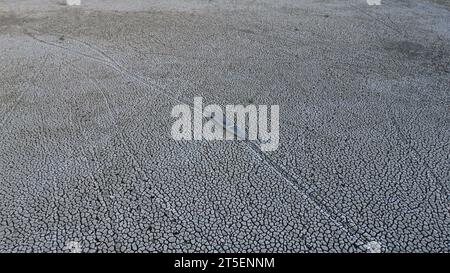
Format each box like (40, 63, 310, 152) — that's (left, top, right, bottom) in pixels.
(367, 0, 381, 5)
(64, 241, 82, 253)
(66, 0, 81, 6)
(364, 241, 382, 253)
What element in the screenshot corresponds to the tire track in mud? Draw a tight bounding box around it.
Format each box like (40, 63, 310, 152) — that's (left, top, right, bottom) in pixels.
(387, 104, 450, 200)
(215, 117, 372, 250)
(69, 62, 185, 220)
(22, 29, 228, 252)
(58, 58, 117, 251)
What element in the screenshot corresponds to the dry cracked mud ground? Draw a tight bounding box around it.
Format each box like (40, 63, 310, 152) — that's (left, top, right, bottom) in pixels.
(0, 0, 449, 253)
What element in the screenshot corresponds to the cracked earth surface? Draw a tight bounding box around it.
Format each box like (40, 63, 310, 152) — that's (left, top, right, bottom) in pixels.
(0, 0, 449, 252)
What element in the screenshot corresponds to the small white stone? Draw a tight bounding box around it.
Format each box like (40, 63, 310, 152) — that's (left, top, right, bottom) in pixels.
(367, 0, 381, 5)
(66, 0, 81, 6)
(364, 241, 382, 253)
(64, 241, 82, 253)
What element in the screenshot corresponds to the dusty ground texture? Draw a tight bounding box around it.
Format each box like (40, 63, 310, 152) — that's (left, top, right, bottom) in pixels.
(0, 0, 449, 253)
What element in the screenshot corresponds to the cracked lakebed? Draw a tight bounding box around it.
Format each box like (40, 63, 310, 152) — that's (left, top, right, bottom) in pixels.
(0, 0, 449, 252)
